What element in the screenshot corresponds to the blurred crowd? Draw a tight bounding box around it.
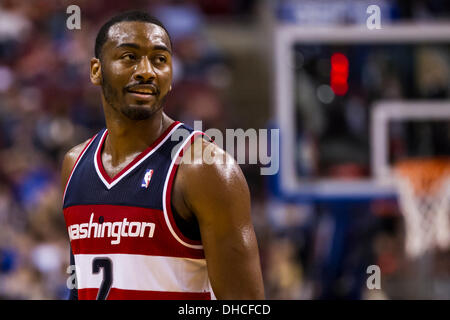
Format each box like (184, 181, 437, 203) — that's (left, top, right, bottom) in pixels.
(0, 0, 449, 300)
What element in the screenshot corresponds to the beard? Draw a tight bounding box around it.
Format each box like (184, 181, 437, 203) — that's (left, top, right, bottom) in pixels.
(101, 70, 165, 121)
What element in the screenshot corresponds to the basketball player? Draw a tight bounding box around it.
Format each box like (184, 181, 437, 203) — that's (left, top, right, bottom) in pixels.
(61, 11, 264, 300)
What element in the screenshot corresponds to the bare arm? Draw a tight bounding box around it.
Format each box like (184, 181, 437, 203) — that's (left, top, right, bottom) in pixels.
(174, 139, 265, 299)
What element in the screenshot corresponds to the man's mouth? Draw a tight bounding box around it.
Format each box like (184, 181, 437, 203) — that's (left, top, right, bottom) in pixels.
(126, 84, 159, 96)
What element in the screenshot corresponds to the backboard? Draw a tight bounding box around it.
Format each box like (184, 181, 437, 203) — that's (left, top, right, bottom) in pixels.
(274, 23, 450, 201)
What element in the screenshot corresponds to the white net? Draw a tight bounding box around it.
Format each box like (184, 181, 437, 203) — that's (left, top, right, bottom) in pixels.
(394, 158, 450, 259)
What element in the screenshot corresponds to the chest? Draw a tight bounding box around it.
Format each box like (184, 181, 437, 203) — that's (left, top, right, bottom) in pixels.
(101, 150, 144, 180)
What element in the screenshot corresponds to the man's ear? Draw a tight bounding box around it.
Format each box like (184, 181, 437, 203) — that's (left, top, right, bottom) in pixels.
(90, 58, 102, 86)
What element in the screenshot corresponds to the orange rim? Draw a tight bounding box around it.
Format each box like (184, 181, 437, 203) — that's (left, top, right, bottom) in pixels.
(394, 157, 450, 195)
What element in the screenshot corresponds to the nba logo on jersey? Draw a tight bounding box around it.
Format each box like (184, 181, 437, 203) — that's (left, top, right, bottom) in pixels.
(141, 169, 154, 188)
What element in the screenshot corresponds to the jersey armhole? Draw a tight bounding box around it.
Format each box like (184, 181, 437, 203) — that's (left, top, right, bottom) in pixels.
(170, 190, 202, 242)
(162, 131, 206, 249)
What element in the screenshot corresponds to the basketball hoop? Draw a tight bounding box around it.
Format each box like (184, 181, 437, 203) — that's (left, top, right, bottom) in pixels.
(393, 157, 450, 259)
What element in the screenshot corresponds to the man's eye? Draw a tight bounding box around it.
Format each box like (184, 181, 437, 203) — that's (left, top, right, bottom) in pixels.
(155, 56, 167, 64)
(122, 53, 136, 60)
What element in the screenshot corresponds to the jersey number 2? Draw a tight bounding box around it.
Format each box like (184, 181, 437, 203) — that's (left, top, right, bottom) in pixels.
(92, 258, 113, 300)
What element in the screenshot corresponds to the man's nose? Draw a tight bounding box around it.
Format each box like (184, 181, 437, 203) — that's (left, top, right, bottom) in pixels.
(133, 56, 155, 82)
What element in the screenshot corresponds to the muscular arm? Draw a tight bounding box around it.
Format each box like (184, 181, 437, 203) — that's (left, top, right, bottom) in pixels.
(174, 139, 265, 299)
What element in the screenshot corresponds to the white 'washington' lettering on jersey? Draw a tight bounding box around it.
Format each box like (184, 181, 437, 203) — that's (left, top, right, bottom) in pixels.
(68, 213, 155, 245)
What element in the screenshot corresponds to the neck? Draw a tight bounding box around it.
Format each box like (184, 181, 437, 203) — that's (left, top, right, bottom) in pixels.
(102, 103, 174, 166)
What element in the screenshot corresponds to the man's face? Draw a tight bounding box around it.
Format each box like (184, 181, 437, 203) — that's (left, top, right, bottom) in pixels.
(96, 21, 173, 120)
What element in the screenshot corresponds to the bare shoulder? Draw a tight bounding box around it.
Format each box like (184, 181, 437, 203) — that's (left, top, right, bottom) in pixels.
(64, 139, 91, 163)
(176, 137, 250, 217)
(183, 137, 247, 185)
(61, 139, 92, 192)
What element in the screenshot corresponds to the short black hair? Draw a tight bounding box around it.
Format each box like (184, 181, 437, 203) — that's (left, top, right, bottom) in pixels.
(95, 10, 172, 59)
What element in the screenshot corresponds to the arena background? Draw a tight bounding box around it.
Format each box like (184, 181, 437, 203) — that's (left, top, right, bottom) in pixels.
(0, 0, 449, 299)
